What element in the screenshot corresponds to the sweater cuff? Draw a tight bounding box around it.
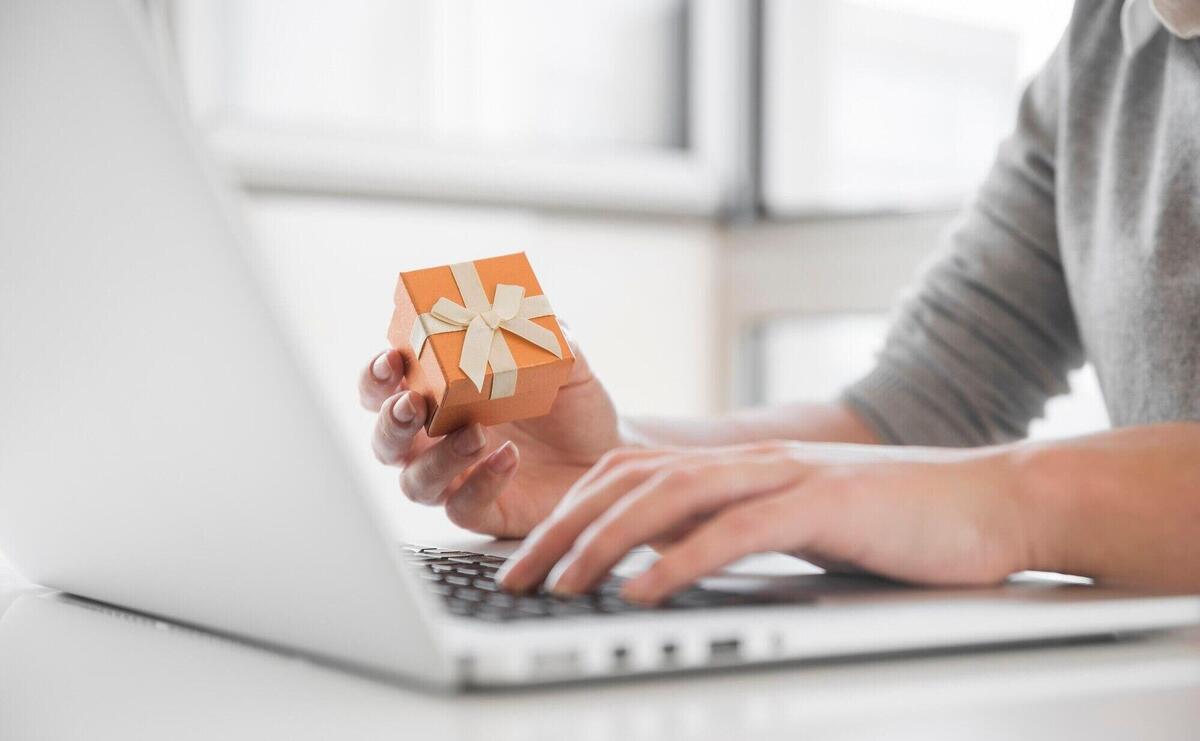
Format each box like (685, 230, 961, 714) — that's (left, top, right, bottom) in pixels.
(841, 365, 976, 447)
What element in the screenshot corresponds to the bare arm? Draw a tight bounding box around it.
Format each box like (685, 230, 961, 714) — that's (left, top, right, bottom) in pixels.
(624, 402, 879, 448)
(501, 421, 1200, 600)
(1016, 422, 1200, 591)
(360, 346, 874, 539)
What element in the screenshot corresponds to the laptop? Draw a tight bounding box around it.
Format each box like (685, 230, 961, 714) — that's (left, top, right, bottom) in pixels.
(2, 0, 1198, 691)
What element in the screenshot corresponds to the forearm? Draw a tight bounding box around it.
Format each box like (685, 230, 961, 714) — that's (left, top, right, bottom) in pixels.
(622, 401, 880, 448)
(1013, 422, 1200, 590)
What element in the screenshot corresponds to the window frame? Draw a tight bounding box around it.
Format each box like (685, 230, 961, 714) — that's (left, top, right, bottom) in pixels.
(156, 0, 758, 217)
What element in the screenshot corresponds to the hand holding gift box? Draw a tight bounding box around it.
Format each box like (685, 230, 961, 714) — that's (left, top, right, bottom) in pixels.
(387, 253, 575, 437)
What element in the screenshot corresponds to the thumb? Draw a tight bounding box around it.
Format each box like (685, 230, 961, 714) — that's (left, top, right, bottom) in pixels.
(443, 442, 519, 536)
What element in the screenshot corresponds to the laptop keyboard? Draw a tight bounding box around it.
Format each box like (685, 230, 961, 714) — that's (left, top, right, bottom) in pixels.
(403, 545, 811, 622)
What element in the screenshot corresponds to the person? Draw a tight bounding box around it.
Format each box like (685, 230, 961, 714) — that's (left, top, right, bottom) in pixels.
(358, 0, 1200, 605)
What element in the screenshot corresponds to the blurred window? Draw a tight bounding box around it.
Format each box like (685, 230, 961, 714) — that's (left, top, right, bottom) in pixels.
(755, 313, 1109, 440)
(168, 0, 751, 215)
(761, 0, 1074, 214)
(168, 0, 1074, 215)
(182, 0, 687, 152)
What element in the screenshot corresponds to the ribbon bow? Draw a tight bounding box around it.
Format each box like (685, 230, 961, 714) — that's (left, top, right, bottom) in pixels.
(410, 261, 563, 399)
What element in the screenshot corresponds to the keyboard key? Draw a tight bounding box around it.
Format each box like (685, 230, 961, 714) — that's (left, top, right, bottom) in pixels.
(448, 555, 491, 564)
(517, 598, 551, 616)
(597, 596, 643, 613)
(472, 606, 514, 622)
(596, 579, 627, 595)
(404, 544, 814, 623)
(484, 593, 515, 608)
(548, 601, 596, 616)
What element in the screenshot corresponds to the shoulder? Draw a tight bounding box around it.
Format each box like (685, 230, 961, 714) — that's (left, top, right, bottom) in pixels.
(1060, 0, 1126, 67)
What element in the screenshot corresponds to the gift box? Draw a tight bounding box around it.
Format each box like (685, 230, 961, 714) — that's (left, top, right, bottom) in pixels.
(387, 252, 575, 437)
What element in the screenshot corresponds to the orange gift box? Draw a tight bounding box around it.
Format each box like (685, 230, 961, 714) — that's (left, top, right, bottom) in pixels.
(387, 252, 575, 437)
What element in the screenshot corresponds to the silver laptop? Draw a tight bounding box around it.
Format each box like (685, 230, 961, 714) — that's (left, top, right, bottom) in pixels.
(2, 0, 1198, 691)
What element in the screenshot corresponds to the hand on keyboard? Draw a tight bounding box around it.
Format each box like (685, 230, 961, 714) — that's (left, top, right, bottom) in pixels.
(404, 546, 809, 622)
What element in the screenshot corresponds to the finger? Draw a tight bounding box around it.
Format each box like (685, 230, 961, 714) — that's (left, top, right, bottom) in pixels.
(621, 489, 810, 604)
(359, 350, 405, 411)
(545, 455, 803, 595)
(399, 423, 489, 505)
(442, 441, 519, 535)
(499, 444, 792, 592)
(372, 390, 428, 466)
(561, 445, 670, 495)
(496, 448, 678, 592)
(646, 513, 712, 551)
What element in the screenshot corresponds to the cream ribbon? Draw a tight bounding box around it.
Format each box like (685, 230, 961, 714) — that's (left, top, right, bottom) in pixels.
(409, 261, 563, 399)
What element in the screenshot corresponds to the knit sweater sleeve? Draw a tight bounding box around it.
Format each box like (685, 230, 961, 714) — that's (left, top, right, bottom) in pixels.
(841, 28, 1084, 446)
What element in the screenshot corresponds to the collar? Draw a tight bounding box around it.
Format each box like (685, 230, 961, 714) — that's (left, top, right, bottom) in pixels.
(1123, 0, 1200, 56)
(1122, 0, 1163, 56)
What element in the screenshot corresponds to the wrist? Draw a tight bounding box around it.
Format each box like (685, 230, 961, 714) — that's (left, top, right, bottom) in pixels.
(1003, 440, 1073, 575)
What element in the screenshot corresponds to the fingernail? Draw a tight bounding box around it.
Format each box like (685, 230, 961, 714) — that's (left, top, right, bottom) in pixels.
(392, 393, 416, 425)
(545, 559, 579, 595)
(496, 565, 523, 591)
(496, 551, 529, 588)
(371, 353, 393, 381)
(486, 442, 517, 473)
(453, 425, 486, 456)
(494, 562, 514, 584)
(497, 545, 530, 581)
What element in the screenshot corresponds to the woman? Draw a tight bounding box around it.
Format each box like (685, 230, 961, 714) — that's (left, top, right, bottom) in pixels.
(359, 0, 1200, 604)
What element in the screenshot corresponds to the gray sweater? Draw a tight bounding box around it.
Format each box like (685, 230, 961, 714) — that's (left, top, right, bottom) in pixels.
(844, 0, 1200, 446)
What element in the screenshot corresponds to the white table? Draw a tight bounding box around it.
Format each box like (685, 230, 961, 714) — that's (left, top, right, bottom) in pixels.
(2, 539, 1199, 741)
